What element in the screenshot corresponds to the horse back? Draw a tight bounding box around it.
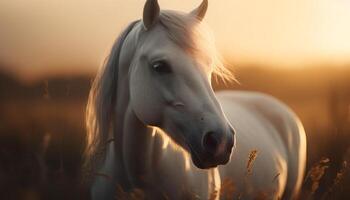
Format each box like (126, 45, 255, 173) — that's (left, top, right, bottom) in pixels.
(216, 90, 306, 199)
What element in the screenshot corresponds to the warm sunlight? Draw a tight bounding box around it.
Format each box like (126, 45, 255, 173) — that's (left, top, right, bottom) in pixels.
(0, 0, 350, 80)
(1, 1, 349, 199)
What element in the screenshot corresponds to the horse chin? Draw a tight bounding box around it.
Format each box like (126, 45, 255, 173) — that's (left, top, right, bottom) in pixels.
(190, 149, 218, 169)
(189, 147, 233, 169)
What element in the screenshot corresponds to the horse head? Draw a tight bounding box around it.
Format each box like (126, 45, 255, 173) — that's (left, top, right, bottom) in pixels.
(128, 0, 236, 169)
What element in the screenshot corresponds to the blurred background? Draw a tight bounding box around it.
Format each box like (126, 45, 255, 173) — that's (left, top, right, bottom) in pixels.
(0, 0, 349, 199)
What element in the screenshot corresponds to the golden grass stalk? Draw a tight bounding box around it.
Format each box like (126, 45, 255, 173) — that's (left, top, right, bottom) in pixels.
(323, 148, 350, 199)
(304, 157, 330, 195)
(246, 149, 258, 175)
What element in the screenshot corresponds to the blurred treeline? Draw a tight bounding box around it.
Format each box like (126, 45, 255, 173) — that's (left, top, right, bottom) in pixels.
(0, 64, 349, 199)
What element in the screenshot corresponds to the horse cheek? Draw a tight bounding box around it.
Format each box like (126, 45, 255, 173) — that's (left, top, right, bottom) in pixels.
(129, 80, 163, 126)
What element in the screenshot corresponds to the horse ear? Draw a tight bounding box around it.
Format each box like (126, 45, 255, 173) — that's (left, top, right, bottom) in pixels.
(143, 0, 160, 30)
(190, 0, 208, 21)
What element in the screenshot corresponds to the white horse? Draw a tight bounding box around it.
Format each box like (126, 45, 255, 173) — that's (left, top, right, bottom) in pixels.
(84, 0, 307, 199)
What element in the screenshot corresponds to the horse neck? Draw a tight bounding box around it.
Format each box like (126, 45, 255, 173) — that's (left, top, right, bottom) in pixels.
(113, 68, 155, 189)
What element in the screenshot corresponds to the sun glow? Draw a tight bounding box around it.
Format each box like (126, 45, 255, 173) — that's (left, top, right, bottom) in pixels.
(149, 127, 174, 150)
(1, 0, 350, 80)
(208, 168, 221, 200)
(150, 126, 193, 171)
(162, 137, 170, 149)
(149, 126, 189, 156)
(184, 153, 191, 171)
(190, 20, 235, 82)
(151, 128, 156, 137)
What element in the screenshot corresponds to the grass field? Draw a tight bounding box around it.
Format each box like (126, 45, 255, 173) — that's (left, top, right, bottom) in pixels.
(0, 66, 349, 199)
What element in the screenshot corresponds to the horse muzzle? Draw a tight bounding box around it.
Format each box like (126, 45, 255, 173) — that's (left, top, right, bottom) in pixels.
(190, 127, 235, 169)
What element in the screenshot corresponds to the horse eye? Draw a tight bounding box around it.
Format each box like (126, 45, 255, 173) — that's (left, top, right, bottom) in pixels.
(151, 61, 172, 74)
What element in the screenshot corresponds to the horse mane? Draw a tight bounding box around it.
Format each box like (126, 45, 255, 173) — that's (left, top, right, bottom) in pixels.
(84, 20, 139, 177)
(84, 10, 234, 178)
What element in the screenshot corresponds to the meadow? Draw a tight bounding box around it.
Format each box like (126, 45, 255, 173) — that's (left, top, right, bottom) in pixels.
(0, 65, 349, 199)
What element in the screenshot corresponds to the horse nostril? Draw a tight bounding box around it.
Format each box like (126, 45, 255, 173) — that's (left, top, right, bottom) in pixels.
(202, 131, 219, 154)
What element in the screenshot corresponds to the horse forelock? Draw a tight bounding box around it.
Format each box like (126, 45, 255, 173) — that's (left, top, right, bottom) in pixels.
(157, 10, 235, 82)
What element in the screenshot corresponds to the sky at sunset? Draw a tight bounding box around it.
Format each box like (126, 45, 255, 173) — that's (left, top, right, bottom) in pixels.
(0, 0, 350, 80)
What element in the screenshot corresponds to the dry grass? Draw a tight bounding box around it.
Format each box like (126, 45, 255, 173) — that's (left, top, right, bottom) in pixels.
(304, 157, 331, 195)
(219, 179, 236, 200)
(300, 149, 350, 200)
(0, 68, 349, 199)
(109, 148, 350, 200)
(321, 148, 350, 199)
(325, 160, 348, 196)
(246, 149, 258, 175)
(116, 186, 146, 200)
